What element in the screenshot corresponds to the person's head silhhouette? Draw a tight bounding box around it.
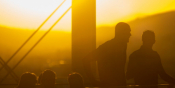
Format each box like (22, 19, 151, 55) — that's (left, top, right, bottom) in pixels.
(142, 30, 155, 48)
(17, 72, 37, 88)
(115, 22, 131, 43)
(68, 72, 84, 88)
(40, 69, 56, 88)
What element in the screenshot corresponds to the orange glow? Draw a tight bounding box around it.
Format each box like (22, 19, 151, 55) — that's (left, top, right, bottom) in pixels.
(0, 0, 175, 31)
(0, 0, 71, 31)
(96, 0, 175, 27)
(0, 0, 175, 81)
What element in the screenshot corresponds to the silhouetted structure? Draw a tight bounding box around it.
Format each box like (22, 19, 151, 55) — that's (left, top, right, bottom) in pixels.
(83, 22, 131, 86)
(126, 30, 175, 88)
(68, 72, 84, 88)
(72, 0, 96, 83)
(16, 72, 37, 88)
(39, 69, 56, 88)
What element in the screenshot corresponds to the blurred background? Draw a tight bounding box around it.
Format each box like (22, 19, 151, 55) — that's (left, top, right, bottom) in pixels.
(0, 0, 175, 87)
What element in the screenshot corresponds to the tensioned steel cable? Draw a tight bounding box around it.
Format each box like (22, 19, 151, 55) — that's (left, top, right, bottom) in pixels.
(0, 57, 18, 83)
(0, 6, 72, 83)
(0, 0, 66, 72)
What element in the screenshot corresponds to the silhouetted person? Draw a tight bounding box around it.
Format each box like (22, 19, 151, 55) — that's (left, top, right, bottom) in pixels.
(68, 72, 84, 88)
(39, 69, 56, 88)
(16, 72, 37, 88)
(83, 22, 131, 86)
(126, 30, 175, 88)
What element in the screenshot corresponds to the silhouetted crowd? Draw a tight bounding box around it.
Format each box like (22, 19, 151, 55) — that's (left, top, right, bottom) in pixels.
(15, 22, 175, 88)
(16, 70, 84, 88)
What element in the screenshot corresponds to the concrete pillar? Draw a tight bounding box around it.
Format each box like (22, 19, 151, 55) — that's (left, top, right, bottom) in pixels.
(72, 0, 96, 81)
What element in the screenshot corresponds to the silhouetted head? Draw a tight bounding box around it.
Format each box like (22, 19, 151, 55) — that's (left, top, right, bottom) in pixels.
(115, 22, 131, 43)
(68, 72, 84, 88)
(17, 72, 37, 88)
(142, 30, 155, 47)
(40, 69, 56, 88)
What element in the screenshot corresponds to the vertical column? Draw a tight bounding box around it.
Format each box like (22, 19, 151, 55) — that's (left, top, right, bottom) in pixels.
(72, 0, 96, 80)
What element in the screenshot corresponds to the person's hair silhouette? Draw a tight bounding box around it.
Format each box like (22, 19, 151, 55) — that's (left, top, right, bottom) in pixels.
(16, 72, 37, 88)
(142, 30, 155, 47)
(68, 72, 84, 88)
(40, 69, 56, 88)
(126, 30, 175, 88)
(83, 22, 131, 87)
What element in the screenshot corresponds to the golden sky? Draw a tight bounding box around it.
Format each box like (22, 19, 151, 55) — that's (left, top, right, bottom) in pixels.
(0, 0, 175, 31)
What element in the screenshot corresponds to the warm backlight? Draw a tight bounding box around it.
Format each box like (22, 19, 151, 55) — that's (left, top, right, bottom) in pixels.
(0, 0, 175, 31)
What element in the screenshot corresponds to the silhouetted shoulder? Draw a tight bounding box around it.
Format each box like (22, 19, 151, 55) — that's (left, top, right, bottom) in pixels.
(153, 51, 160, 57)
(95, 39, 117, 58)
(150, 50, 161, 60)
(129, 49, 140, 59)
(97, 39, 115, 49)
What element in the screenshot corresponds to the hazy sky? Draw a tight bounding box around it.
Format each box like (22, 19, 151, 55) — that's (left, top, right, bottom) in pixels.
(0, 0, 175, 31)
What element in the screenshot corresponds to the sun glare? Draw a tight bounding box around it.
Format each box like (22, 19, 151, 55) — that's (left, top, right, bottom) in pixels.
(1, 0, 71, 31)
(0, 0, 175, 31)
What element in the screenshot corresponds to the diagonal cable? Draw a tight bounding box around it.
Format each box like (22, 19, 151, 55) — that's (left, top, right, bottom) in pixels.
(0, 57, 19, 83)
(0, 6, 72, 83)
(0, 0, 66, 72)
